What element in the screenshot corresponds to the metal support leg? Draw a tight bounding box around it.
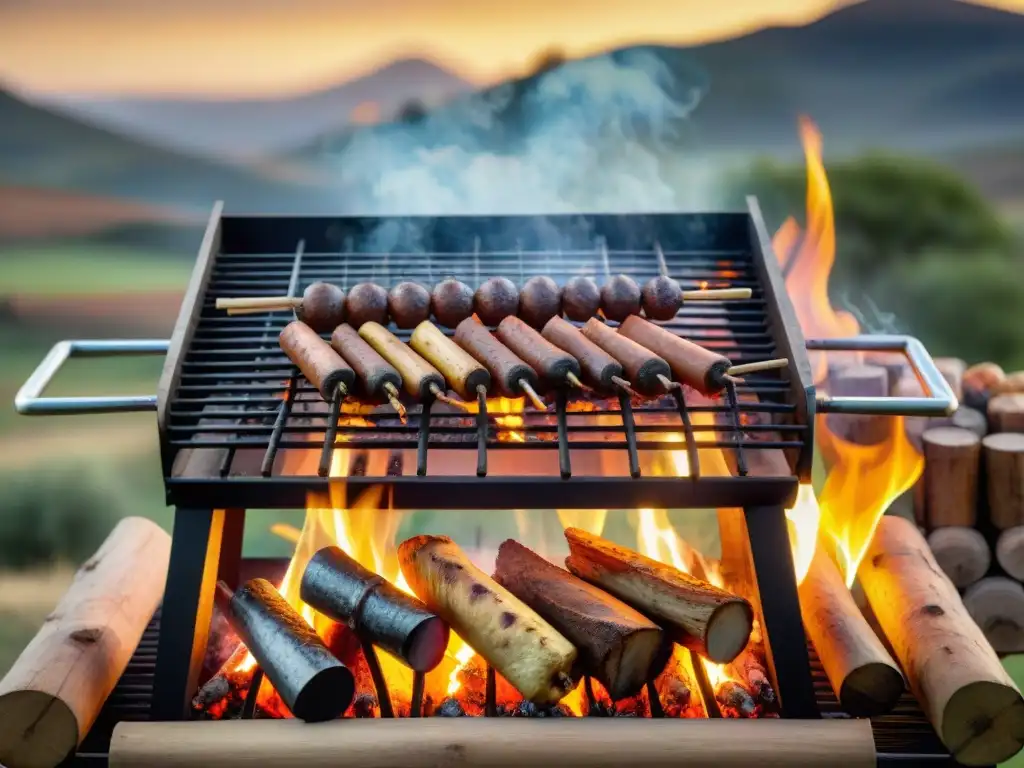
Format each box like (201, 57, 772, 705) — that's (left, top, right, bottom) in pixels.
(152, 507, 226, 721)
(217, 508, 246, 589)
(744, 505, 819, 719)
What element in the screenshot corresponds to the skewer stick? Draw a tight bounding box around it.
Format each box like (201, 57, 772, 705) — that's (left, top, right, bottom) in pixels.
(227, 306, 296, 316)
(680, 288, 752, 301)
(611, 376, 638, 398)
(518, 379, 548, 411)
(217, 297, 303, 310)
(726, 358, 789, 377)
(381, 382, 407, 421)
(565, 371, 588, 390)
(427, 382, 473, 412)
(657, 374, 678, 392)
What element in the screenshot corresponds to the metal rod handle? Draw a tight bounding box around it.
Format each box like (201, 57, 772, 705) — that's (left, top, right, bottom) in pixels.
(806, 334, 958, 417)
(14, 339, 170, 415)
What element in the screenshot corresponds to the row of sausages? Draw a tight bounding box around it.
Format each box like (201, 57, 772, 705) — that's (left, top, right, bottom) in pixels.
(281, 272, 720, 334)
(279, 311, 738, 416)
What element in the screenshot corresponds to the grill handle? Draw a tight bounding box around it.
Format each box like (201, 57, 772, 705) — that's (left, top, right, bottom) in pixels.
(806, 334, 958, 417)
(14, 339, 170, 416)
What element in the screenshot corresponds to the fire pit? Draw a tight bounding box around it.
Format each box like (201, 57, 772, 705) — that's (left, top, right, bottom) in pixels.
(10, 197, 993, 768)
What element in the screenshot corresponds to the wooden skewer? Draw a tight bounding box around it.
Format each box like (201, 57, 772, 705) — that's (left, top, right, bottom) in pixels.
(680, 288, 752, 301)
(518, 379, 548, 411)
(565, 371, 586, 390)
(217, 296, 303, 310)
(726, 358, 789, 376)
(656, 373, 679, 392)
(227, 306, 297, 316)
(611, 376, 639, 398)
(382, 382, 407, 421)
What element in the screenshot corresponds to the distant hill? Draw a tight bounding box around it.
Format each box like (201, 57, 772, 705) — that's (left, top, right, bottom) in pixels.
(34, 59, 474, 159)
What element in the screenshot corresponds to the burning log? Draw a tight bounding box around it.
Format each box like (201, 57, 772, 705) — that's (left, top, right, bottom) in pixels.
(109, 718, 879, 768)
(192, 642, 252, 714)
(984, 433, 1024, 530)
(926, 527, 991, 589)
(715, 681, 756, 718)
(300, 546, 450, 673)
(921, 427, 981, 528)
(492, 539, 666, 700)
(563, 527, 753, 664)
(797, 548, 904, 718)
(215, 580, 354, 722)
(860, 515, 1024, 766)
(398, 535, 578, 705)
(989, 393, 1024, 434)
(962, 577, 1024, 655)
(0, 517, 170, 768)
(997, 527, 1024, 581)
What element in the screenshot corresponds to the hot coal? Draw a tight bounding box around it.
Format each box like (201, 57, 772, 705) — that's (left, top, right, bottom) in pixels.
(435, 698, 467, 717)
(506, 701, 573, 717)
(351, 693, 379, 718)
(716, 680, 757, 718)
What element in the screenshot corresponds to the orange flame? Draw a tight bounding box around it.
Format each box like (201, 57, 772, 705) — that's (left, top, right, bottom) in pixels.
(771, 116, 923, 586)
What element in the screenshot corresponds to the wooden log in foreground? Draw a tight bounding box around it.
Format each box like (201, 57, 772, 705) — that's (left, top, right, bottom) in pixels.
(797, 548, 903, 717)
(859, 515, 1024, 766)
(997, 526, 1024, 581)
(109, 718, 877, 768)
(921, 427, 981, 528)
(984, 433, 1024, 530)
(926, 527, 991, 589)
(0, 517, 171, 768)
(564, 527, 753, 664)
(962, 577, 1024, 656)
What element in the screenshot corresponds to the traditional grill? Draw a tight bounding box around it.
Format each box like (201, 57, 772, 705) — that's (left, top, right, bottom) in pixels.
(12, 199, 968, 767)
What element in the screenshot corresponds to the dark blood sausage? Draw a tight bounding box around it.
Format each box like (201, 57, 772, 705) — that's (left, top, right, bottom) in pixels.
(641, 275, 683, 321)
(431, 278, 475, 328)
(280, 320, 355, 400)
(495, 316, 581, 388)
(601, 274, 642, 322)
(518, 276, 562, 328)
(580, 318, 670, 396)
(388, 282, 432, 329)
(345, 282, 389, 329)
(296, 282, 346, 333)
(330, 323, 402, 401)
(454, 316, 540, 398)
(561, 276, 601, 321)
(474, 277, 519, 326)
(619, 315, 732, 396)
(542, 316, 625, 393)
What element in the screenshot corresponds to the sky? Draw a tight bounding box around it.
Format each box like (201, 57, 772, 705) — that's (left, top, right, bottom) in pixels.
(2, 0, 1023, 98)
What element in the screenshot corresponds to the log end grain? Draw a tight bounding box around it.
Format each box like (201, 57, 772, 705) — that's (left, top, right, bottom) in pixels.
(989, 394, 1024, 434)
(926, 527, 991, 589)
(963, 577, 1024, 657)
(706, 602, 756, 665)
(922, 427, 981, 528)
(839, 663, 906, 720)
(983, 432, 1024, 530)
(0, 690, 79, 768)
(996, 527, 1024, 582)
(942, 679, 1024, 766)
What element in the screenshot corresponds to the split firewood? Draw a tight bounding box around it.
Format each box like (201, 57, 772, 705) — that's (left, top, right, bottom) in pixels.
(997, 527, 1024, 582)
(563, 527, 753, 664)
(926, 527, 991, 589)
(398, 535, 578, 705)
(859, 515, 1024, 766)
(797, 547, 904, 718)
(921, 427, 981, 528)
(989, 393, 1024, 434)
(492, 539, 666, 701)
(984, 433, 1024, 530)
(962, 577, 1024, 656)
(0, 517, 170, 768)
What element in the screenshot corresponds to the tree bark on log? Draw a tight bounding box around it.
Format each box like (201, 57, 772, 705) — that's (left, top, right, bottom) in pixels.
(563, 528, 753, 664)
(798, 548, 904, 717)
(984, 433, 1024, 530)
(997, 526, 1024, 581)
(926, 527, 991, 589)
(921, 427, 981, 528)
(962, 577, 1024, 656)
(0, 517, 171, 768)
(859, 515, 1024, 766)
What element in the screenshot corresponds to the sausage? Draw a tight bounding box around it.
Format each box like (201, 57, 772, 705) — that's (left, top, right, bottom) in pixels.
(474, 277, 519, 326)
(358, 321, 448, 401)
(431, 278, 475, 328)
(387, 281, 431, 329)
(453, 316, 545, 407)
(280, 320, 355, 400)
(601, 274, 642, 322)
(542, 316, 627, 393)
(641, 275, 682, 321)
(330, 323, 403, 402)
(345, 283, 389, 328)
(409, 320, 491, 400)
(618, 315, 732, 395)
(561, 276, 601, 321)
(518, 275, 562, 328)
(496, 316, 582, 389)
(398, 535, 578, 705)
(295, 282, 346, 333)
(580, 318, 671, 396)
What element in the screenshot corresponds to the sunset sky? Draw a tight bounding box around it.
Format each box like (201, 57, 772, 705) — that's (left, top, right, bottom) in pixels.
(2, 0, 1023, 97)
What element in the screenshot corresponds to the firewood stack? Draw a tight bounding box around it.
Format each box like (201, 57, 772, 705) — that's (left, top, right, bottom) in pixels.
(906, 359, 1024, 654)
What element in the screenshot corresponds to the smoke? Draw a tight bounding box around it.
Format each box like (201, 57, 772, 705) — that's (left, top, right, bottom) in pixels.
(317, 46, 721, 251)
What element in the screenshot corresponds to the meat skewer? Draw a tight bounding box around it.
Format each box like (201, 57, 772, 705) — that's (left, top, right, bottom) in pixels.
(387, 282, 432, 329)
(454, 316, 548, 411)
(329, 324, 407, 420)
(357, 322, 470, 410)
(495, 316, 585, 391)
(541, 316, 634, 395)
(216, 281, 346, 332)
(640, 277, 752, 321)
(431, 278, 475, 328)
(279, 320, 355, 401)
(474, 277, 519, 326)
(519, 275, 562, 328)
(346, 282, 390, 329)
(561, 276, 602, 321)
(408, 320, 491, 401)
(618, 315, 788, 396)
(580, 317, 673, 396)
(398, 535, 579, 705)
